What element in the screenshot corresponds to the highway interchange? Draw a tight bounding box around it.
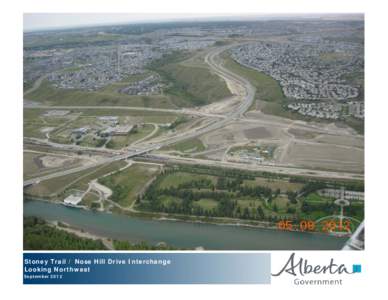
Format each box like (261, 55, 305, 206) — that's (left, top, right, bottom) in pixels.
(23, 44, 364, 187)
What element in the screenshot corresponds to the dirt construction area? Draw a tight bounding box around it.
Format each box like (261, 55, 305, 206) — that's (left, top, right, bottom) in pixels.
(195, 114, 364, 173)
(279, 140, 364, 173)
(23, 150, 104, 179)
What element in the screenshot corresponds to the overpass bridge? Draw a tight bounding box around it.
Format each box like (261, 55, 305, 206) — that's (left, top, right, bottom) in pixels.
(23, 147, 154, 188)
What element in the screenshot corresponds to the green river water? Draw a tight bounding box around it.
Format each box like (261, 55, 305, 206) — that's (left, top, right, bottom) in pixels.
(24, 200, 347, 250)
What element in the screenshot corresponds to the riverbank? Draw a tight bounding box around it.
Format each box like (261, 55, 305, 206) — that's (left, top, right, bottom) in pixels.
(24, 197, 350, 238)
(24, 199, 348, 250)
(47, 220, 115, 250)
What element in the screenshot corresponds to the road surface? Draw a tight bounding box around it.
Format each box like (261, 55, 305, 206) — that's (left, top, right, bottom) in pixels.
(23, 44, 363, 186)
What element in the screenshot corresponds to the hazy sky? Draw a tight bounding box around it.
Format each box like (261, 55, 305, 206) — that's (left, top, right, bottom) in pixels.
(24, 13, 363, 32)
(23, 13, 247, 31)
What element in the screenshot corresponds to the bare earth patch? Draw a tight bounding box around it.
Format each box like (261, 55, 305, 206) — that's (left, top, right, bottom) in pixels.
(243, 127, 272, 139)
(39, 155, 77, 168)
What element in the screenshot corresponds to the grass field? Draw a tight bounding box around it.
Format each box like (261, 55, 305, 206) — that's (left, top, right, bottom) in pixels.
(24, 109, 70, 139)
(136, 167, 364, 227)
(271, 195, 292, 211)
(144, 169, 300, 218)
(98, 73, 155, 93)
(194, 199, 218, 210)
(180, 50, 210, 69)
(344, 116, 364, 135)
(158, 172, 217, 189)
(80, 192, 100, 207)
(106, 124, 155, 149)
(222, 52, 316, 119)
(158, 196, 221, 212)
(23, 152, 43, 177)
(25, 50, 231, 109)
(303, 192, 333, 203)
(24, 122, 47, 139)
(24, 108, 178, 147)
(162, 138, 206, 153)
(149, 52, 232, 107)
(24, 80, 175, 108)
(23, 151, 82, 180)
(24, 161, 126, 199)
(24, 168, 93, 198)
(78, 135, 107, 148)
(49, 132, 73, 144)
(243, 177, 304, 193)
(66, 161, 127, 192)
(222, 52, 285, 104)
(98, 163, 160, 207)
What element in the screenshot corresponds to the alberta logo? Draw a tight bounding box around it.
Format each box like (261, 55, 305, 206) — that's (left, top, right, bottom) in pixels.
(272, 253, 362, 286)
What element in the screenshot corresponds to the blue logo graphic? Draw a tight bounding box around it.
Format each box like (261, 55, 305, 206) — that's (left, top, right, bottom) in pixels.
(352, 264, 362, 273)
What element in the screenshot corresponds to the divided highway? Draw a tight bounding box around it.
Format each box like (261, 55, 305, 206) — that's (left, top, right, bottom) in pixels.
(23, 44, 363, 186)
(23, 45, 255, 186)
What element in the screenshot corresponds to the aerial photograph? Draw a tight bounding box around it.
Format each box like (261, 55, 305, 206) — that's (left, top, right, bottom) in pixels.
(23, 13, 364, 251)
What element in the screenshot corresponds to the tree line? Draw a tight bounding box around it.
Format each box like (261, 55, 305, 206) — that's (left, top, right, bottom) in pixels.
(24, 217, 107, 250)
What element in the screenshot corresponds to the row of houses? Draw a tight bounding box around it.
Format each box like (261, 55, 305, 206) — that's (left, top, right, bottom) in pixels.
(318, 188, 364, 201)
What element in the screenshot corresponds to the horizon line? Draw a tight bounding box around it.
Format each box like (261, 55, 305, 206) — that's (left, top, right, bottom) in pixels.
(23, 13, 364, 33)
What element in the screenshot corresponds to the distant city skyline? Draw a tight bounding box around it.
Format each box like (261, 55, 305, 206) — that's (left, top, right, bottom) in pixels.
(23, 13, 363, 32)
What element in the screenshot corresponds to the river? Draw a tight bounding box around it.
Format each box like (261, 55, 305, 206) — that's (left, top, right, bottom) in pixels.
(24, 200, 347, 250)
